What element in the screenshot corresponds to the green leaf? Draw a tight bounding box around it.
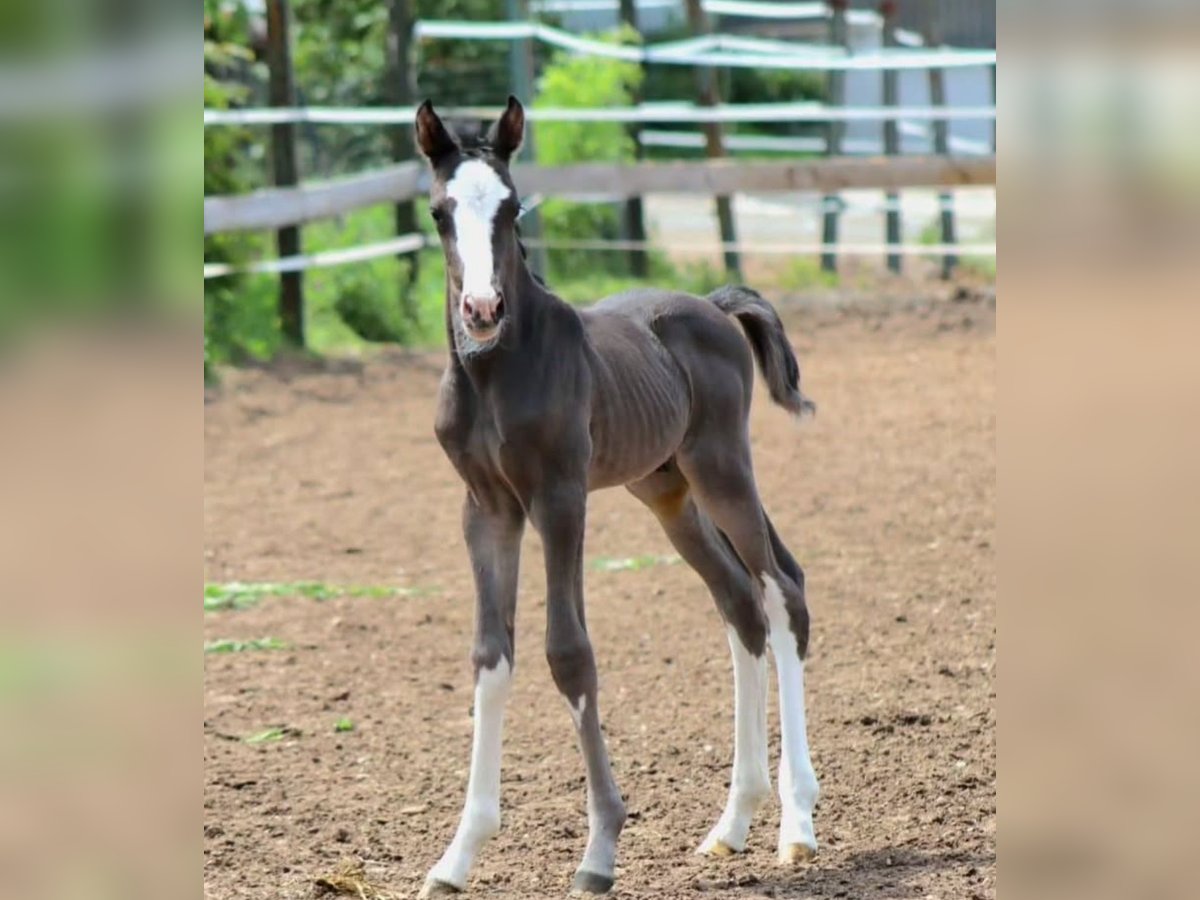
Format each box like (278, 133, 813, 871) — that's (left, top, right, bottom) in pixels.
(334, 717, 355, 733)
(244, 727, 288, 744)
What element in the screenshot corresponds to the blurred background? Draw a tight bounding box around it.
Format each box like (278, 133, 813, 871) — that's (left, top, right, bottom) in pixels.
(202, 0, 996, 369)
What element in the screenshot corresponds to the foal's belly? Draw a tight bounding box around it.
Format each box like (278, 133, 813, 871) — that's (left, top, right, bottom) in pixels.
(584, 316, 690, 490)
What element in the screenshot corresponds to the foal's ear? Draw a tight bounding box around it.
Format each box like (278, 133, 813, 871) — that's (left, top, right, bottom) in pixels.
(487, 96, 525, 162)
(415, 100, 458, 163)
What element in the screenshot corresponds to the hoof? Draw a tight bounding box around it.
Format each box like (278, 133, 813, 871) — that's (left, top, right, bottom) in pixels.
(778, 842, 817, 866)
(570, 869, 614, 894)
(697, 839, 737, 858)
(419, 878, 462, 898)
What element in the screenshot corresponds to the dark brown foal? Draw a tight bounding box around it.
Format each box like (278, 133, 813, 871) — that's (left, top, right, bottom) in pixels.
(414, 97, 818, 898)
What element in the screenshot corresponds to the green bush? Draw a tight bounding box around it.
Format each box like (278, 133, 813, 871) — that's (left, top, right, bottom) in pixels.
(534, 29, 643, 282)
(204, 10, 276, 375)
(778, 257, 839, 292)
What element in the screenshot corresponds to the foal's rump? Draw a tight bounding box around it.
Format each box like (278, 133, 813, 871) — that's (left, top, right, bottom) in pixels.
(581, 286, 808, 490)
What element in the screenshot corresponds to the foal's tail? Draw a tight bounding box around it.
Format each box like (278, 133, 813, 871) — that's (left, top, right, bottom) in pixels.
(708, 285, 816, 418)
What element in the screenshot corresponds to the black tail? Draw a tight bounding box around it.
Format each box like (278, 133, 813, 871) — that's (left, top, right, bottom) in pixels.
(708, 285, 816, 418)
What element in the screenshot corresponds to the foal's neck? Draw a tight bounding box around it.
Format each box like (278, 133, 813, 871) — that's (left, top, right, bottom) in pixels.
(448, 248, 557, 376)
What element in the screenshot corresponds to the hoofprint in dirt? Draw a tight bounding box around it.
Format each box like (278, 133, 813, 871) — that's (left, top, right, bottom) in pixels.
(204, 297, 995, 899)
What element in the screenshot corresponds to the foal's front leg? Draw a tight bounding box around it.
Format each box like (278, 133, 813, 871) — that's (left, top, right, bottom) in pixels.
(533, 484, 627, 894)
(422, 493, 524, 898)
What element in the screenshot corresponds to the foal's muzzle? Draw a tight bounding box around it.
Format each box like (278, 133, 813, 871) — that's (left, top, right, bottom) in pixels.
(461, 292, 505, 338)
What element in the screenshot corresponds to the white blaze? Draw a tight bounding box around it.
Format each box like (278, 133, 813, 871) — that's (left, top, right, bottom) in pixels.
(445, 160, 512, 302)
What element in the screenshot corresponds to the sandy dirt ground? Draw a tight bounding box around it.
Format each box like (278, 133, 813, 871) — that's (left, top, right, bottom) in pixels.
(204, 292, 995, 899)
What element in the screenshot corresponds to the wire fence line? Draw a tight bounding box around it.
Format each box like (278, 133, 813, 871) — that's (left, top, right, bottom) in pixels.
(203, 232, 992, 280)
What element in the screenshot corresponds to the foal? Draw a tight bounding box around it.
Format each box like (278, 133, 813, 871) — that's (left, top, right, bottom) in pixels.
(415, 97, 819, 897)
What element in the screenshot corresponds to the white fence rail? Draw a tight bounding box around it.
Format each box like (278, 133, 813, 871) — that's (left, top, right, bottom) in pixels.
(204, 101, 994, 128)
(414, 19, 994, 70)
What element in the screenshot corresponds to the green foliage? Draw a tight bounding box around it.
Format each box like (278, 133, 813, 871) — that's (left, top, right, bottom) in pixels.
(204, 3, 273, 376)
(414, 0, 511, 107)
(204, 581, 408, 612)
(334, 717, 355, 733)
(302, 205, 444, 350)
(778, 257, 839, 292)
(534, 30, 643, 282)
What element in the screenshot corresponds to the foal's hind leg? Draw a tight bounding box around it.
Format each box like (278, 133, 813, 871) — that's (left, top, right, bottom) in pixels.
(675, 444, 820, 865)
(628, 466, 771, 855)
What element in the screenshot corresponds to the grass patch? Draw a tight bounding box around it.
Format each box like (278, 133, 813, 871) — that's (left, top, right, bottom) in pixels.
(204, 581, 420, 611)
(243, 726, 300, 744)
(918, 217, 996, 281)
(204, 637, 288, 654)
(591, 554, 681, 573)
(778, 256, 839, 292)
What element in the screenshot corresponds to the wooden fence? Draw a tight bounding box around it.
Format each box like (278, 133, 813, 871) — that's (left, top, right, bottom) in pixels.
(204, 156, 994, 237)
(205, 1, 996, 347)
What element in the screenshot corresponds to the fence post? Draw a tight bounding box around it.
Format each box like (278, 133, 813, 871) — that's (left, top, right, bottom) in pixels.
(925, 0, 957, 278)
(881, 0, 902, 274)
(821, 0, 848, 274)
(265, 0, 304, 347)
(507, 0, 549, 280)
(684, 0, 741, 280)
(618, 0, 648, 278)
(385, 0, 421, 301)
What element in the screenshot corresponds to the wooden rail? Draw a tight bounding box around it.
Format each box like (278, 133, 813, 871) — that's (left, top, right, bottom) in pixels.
(204, 162, 424, 235)
(205, 156, 995, 235)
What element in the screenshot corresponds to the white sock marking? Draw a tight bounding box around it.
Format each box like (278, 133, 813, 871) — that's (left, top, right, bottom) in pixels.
(761, 574, 819, 857)
(698, 627, 771, 854)
(445, 159, 512, 307)
(566, 693, 587, 730)
(426, 657, 512, 889)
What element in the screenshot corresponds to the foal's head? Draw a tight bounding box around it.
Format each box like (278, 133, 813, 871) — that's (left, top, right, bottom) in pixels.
(415, 97, 527, 348)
